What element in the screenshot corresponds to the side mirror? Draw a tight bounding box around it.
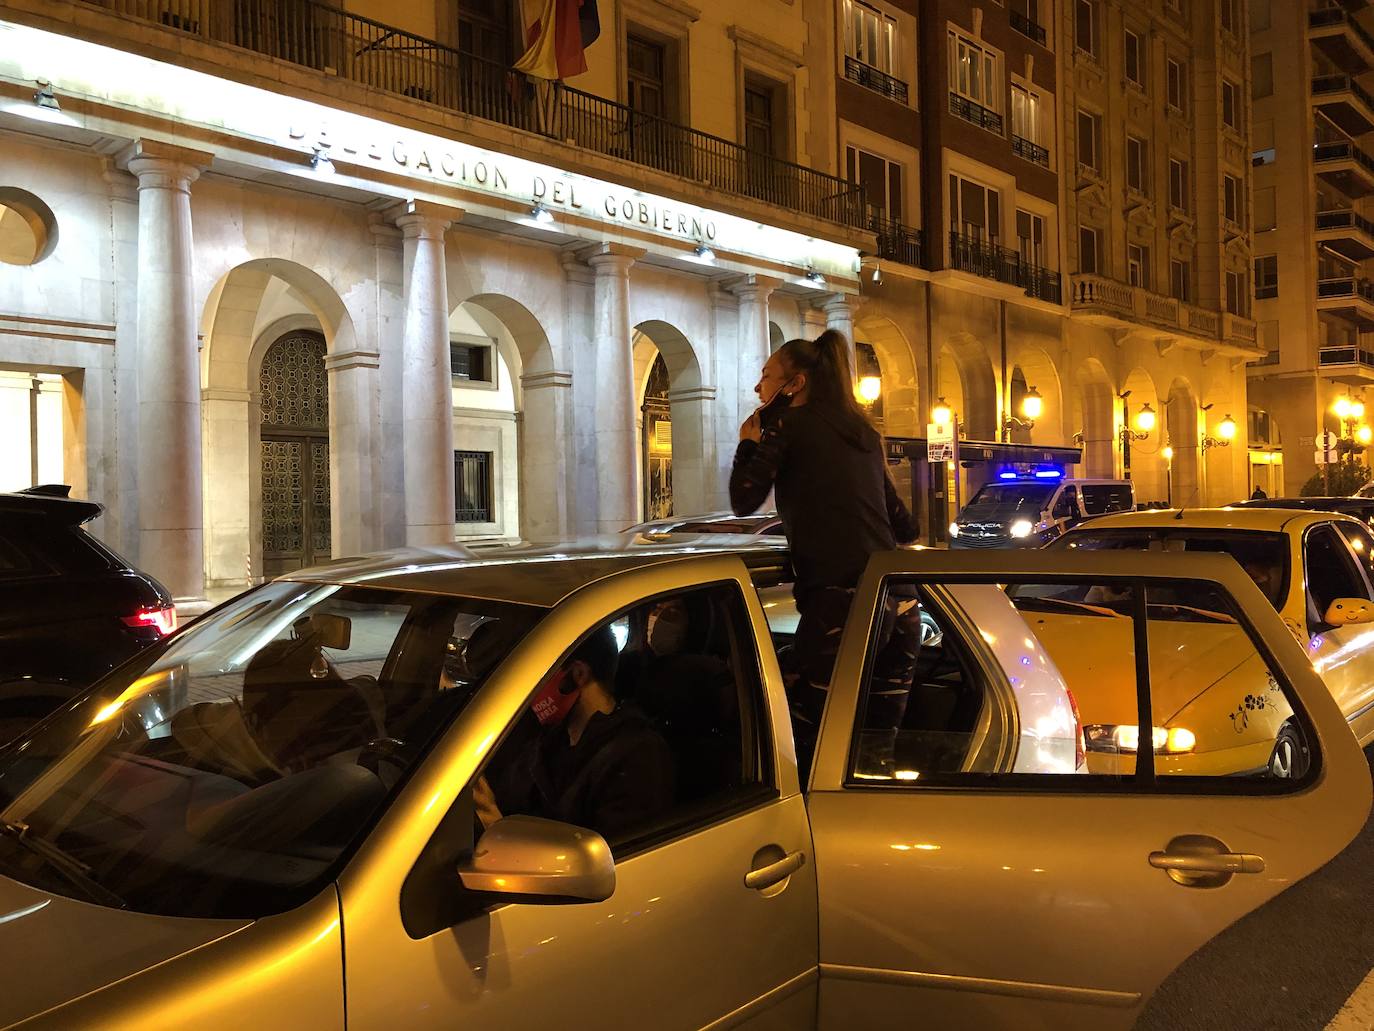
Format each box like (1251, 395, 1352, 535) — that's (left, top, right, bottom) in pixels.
(1323, 598, 1374, 627)
(457, 815, 615, 902)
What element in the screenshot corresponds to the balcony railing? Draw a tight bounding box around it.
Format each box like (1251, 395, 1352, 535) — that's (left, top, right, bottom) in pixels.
(1313, 73, 1374, 112)
(949, 233, 1061, 303)
(1320, 345, 1374, 368)
(948, 92, 1004, 134)
(1070, 275, 1256, 346)
(1317, 208, 1374, 235)
(1318, 276, 1374, 301)
(869, 212, 922, 267)
(73, 0, 865, 229)
(1012, 135, 1050, 167)
(1314, 139, 1374, 177)
(844, 56, 909, 104)
(1009, 10, 1048, 47)
(1310, 7, 1374, 57)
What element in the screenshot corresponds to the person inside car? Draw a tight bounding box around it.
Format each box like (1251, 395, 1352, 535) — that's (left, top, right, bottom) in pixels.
(473, 625, 675, 844)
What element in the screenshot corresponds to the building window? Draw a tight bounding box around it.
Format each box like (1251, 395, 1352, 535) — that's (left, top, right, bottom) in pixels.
(842, 0, 897, 75)
(1168, 158, 1190, 212)
(1224, 174, 1244, 226)
(845, 145, 904, 221)
(743, 79, 778, 156)
(457, 0, 512, 63)
(949, 174, 1001, 244)
(1078, 225, 1101, 274)
(1222, 79, 1241, 133)
(1126, 135, 1149, 193)
(454, 450, 494, 523)
(627, 34, 668, 119)
(948, 31, 1000, 112)
(1255, 185, 1276, 231)
(1077, 109, 1102, 172)
(1076, 0, 1099, 58)
(1011, 83, 1042, 143)
(1128, 244, 1150, 289)
(1170, 258, 1191, 302)
(1226, 269, 1248, 315)
(1166, 57, 1187, 112)
(451, 341, 494, 383)
(1255, 255, 1278, 299)
(1220, 0, 1240, 36)
(1124, 29, 1147, 90)
(1017, 209, 1046, 267)
(1252, 52, 1272, 99)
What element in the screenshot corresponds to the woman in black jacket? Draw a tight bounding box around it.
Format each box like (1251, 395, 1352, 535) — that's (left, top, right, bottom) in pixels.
(730, 330, 918, 776)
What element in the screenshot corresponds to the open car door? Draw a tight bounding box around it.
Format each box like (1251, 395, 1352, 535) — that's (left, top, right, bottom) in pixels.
(807, 550, 1371, 1030)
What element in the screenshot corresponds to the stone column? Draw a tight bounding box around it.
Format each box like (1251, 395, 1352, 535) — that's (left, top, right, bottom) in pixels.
(731, 275, 782, 418)
(393, 201, 462, 547)
(325, 347, 382, 556)
(520, 370, 575, 538)
(587, 244, 645, 532)
(706, 282, 741, 512)
(800, 305, 827, 339)
(823, 293, 859, 379)
(121, 140, 212, 610)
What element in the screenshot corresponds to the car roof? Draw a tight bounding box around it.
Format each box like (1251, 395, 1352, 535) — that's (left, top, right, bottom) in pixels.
(1067, 507, 1361, 533)
(284, 534, 790, 607)
(628, 511, 779, 532)
(0, 485, 102, 525)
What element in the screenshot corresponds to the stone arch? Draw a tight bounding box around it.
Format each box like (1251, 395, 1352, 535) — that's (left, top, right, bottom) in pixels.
(200, 258, 369, 589)
(1167, 377, 1201, 507)
(1074, 358, 1115, 478)
(634, 319, 709, 517)
(939, 332, 998, 440)
(769, 321, 785, 354)
(455, 293, 565, 539)
(854, 314, 920, 438)
(1006, 344, 1064, 446)
(1120, 367, 1167, 506)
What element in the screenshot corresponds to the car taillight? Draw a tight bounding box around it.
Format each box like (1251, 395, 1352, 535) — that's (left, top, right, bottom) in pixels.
(1065, 687, 1086, 770)
(121, 605, 177, 637)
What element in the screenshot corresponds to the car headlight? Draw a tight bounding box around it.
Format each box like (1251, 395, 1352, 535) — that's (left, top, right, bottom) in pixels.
(948, 521, 960, 538)
(1083, 724, 1196, 754)
(1009, 519, 1034, 538)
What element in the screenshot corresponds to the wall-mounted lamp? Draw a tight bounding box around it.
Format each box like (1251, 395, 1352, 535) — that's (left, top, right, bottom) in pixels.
(857, 375, 882, 404)
(1003, 386, 1043, 433)
(530, 202, 555, 225)
(805, 269, 825, 285)
(692, 243, 716, 263)
(931, 397, 953, 427)
(33, 80, 59, 112)
(310, 148, 335, 175)
(1202, 414, 1236, 450)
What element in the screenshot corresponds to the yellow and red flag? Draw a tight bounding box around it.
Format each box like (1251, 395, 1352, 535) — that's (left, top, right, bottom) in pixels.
(515, 0, 600, 80)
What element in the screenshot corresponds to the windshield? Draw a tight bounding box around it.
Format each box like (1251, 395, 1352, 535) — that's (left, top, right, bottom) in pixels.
(1053, 529, 1290, 608)
(0, 581, 542, 919)
(962, 483, 1056, 516)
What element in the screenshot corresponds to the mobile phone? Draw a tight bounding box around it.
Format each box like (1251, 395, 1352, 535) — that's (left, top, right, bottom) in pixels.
(756, 379, 798, 426)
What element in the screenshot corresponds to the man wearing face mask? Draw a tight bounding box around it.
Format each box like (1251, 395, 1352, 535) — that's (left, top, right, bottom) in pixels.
(473, 625, 674, 845)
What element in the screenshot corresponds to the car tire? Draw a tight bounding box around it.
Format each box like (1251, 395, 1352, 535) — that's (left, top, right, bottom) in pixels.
(1267, 723, 1310, 780)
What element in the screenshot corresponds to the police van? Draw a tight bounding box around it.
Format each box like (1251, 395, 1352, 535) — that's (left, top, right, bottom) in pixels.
(949, 473, 1134, 549)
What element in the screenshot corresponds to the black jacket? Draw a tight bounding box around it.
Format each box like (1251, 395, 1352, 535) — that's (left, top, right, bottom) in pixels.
(730, 404, 918, 595)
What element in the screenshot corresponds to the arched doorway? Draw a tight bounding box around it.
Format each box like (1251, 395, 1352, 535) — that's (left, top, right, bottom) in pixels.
(640, 354, 672, 519)
(1075, 359, 1115, 478)
(259, 330, 330, 576)
(1167, 378, 1201, 507)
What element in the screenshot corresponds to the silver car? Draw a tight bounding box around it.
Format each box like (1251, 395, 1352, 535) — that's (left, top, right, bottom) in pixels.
(0, 538, 1367, 1029)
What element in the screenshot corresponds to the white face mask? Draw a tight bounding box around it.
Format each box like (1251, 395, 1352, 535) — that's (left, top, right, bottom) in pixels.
(647, 607, 688, 656)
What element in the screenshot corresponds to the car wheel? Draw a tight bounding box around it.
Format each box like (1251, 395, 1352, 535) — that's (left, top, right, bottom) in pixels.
(1267, 724, 1310, 780)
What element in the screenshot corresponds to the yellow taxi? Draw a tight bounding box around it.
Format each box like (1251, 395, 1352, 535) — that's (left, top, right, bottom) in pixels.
(1039, 507, 1374, 777)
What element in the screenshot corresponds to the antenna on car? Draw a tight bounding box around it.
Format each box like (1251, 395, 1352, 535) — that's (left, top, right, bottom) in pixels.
(1174, 508, 1185, 520)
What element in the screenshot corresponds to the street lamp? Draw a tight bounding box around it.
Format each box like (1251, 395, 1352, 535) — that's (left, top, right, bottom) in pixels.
(1201, 414, 1236, 451)
(1003, 386, 1043, 437)
(932, 397, 953, 427)
(857, 375, 882, 405)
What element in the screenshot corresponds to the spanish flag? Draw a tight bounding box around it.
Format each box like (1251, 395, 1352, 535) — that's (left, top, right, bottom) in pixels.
(515, 0, 600, 80)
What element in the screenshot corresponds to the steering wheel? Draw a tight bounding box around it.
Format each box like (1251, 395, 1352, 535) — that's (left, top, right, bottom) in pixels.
(356, 736, 418, 784)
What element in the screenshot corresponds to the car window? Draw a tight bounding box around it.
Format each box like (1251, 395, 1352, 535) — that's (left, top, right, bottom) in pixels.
(1305, 524, 1371, 628)
(847, 576, 1315, 790)
(1052, 486, 1078, 520)
(1336, 521, 1374, 590)
(0, 582, 543, 919)
(1080, 484, 1132, 515)
(473, 582, 773, 858)
(0, 517, 114, 579)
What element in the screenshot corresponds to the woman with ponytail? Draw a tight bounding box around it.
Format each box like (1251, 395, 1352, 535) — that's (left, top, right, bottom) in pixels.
(731, 329, 918, 777)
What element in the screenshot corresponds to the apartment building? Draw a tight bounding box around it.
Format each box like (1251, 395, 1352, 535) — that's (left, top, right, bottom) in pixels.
(812, 0, 1259, 528)
(0, 0, 867, 604)
(1250, 0, 1374, 496)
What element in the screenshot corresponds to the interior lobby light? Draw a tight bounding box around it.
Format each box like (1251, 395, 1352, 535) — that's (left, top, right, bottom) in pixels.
(1134, 404, 1157, 433)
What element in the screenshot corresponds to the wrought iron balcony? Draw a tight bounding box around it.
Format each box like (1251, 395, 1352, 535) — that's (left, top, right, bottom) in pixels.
(1009, 10, 1048, 47)
(869, 212, 922, 267)
(1310, 7, 1374, 71)
(1313, 74, 1374, 136)
(71, 0, 866, 229)
(948, 93, 1004, 134)
(1012, 135, 1050, 167)
(843, 56, 909, 105)
(949, 233, 1061, 302)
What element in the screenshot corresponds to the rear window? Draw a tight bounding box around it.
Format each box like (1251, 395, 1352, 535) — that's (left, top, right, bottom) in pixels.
(0, 517, 118, 579)
(1080, 484, 1133, 515)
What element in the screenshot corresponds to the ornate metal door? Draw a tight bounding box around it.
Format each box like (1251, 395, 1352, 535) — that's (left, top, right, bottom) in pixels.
(259, 331, 331, 576)
(641, 354, 673, 521)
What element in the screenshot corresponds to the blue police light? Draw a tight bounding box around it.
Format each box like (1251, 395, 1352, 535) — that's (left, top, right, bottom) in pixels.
(1033, 466, 1065, 479)
(998, 470, 1019, 480)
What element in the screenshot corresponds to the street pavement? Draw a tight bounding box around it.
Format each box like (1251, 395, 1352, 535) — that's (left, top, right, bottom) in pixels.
(1140, 745, 1374, 1030)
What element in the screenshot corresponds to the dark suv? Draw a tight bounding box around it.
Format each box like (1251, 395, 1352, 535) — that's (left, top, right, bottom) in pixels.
(0, 485, 173, 740)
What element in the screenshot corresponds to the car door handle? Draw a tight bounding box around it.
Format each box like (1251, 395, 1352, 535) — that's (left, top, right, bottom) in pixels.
(744, 849, 806, 891)
(1149, 834, 1264, 887)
